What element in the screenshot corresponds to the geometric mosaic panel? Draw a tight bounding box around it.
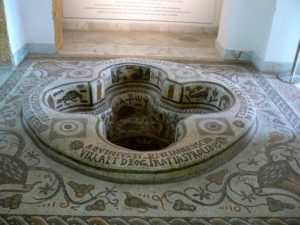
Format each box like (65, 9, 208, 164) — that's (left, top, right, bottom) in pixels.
(49, 118, 87, 140)
(195, 118, 235, 136)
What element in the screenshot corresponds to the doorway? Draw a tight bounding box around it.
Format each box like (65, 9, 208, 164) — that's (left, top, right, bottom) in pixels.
(54, 0, 223, 60)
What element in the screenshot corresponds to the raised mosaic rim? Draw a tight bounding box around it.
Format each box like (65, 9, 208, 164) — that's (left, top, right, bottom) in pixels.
(22, 59, 257, 183)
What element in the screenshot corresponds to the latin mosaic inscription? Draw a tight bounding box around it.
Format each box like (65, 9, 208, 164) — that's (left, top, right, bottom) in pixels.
(75, 137, 228, 167)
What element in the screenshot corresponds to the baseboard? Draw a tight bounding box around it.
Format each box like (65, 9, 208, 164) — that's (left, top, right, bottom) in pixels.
(63, 19, 219, 34)
(12, 44, 28, 66)
(251, 52, 299, 74)
(27, 43, 56, 54)
(215, 40, 252, 61)
(10, 41, 299, 74)
(215, 41, 299, 73)
(11, 44, 56, 66)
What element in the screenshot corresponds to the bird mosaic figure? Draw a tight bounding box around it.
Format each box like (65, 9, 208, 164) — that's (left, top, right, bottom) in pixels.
(56, 91, 86, 105)
(123, 191, 158, 212)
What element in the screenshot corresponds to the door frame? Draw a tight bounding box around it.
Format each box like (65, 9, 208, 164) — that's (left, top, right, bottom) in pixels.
(53, 0, 63, 51)
(0, 0, 12, 65)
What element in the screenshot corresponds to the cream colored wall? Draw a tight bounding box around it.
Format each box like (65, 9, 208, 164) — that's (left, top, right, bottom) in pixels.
(62, 0, 223, 33)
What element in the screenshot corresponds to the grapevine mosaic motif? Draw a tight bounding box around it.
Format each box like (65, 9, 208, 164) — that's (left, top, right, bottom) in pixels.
(0, 58, 299, 223)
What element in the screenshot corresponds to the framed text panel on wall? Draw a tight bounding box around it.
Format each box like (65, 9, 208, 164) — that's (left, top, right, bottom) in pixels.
(62, 0, 216, 24)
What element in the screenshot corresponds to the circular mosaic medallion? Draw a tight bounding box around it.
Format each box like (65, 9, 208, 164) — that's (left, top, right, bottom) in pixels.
(68, 69, 92, 78)
(197, 119, 231, 135)
(54, 120, 84, 136)
(174, 68, 197, 78)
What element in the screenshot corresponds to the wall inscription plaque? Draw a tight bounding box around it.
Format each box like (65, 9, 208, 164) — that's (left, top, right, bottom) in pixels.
(63, 0, 215, 23)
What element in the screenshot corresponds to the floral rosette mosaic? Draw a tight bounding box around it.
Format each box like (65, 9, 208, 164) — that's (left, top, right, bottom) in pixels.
(22, 59, 256, 183)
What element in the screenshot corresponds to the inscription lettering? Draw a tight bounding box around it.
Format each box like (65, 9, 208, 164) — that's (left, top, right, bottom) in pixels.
(77, 137, 228, 168)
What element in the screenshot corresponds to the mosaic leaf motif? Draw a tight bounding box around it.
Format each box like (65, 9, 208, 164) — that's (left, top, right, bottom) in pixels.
(0, 128, 118, 212)
(172, 199, 196, 211)
(205, 169, 228, 185)
(0, 154, 27, 185)
(69, 140, 84, 150)
(266, 197, 295, 212)
(68, 181, 95, 198)
(0, 194, 22, 209)
(85, 199, 106, 211)
(162, 140, 300, 213)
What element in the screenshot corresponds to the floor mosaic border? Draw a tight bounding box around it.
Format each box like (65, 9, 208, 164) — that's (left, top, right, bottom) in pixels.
(1, 216, 300, 225)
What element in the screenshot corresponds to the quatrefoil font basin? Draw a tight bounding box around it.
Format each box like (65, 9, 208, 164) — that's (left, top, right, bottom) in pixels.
(23, 59, 256, 183)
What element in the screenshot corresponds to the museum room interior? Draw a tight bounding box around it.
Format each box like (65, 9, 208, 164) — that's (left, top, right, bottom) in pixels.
(0, 0, 300, 224)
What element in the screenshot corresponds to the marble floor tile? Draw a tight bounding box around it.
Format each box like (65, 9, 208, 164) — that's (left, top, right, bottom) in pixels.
(59, 30, 222, 60)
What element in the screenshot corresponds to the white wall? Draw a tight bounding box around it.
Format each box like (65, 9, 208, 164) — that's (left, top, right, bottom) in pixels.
(3, 0, 55, 61)
(21, 0, 55, 44)
(264, 0, 300, 63)
(251, 0, 275, 60)
(226, 0, 256, 50)
(217, 0, 233, 49)
(217, 0, 299, 71)
(3, 0, 26, 54)
(217, 0, 275, 54)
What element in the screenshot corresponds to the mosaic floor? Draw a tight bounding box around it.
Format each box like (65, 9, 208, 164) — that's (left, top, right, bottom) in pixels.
(0, 58, 300, 225)
(0, 66, 13, 86)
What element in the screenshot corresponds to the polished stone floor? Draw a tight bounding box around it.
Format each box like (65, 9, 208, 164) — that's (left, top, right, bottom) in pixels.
(59, 30, 222, 60)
